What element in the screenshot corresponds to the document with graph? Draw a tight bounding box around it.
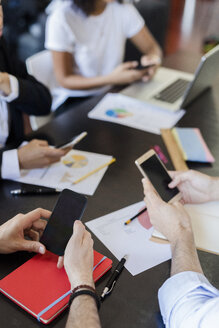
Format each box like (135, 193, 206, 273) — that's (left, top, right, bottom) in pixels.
(14, 150, 114, 196)
(86, 201, 171, 276)
(88, 93, 185, 135)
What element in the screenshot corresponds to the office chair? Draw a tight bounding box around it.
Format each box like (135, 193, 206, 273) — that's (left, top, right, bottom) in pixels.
(26, 50, 57, 130)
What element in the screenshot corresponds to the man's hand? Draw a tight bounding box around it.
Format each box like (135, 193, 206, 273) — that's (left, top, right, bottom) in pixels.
(140, 54, 161, 82)
(0, 208, 51, 254)
(18, 139, 71, 169)
(107, 61, 149, 85)
(0, 72, 11, 95)
(58, 221, 94, 290)
(142, 177, 192, 244)
(168, 170, 219, 204)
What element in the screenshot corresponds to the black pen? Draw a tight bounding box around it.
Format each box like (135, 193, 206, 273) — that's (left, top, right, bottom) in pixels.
(101, 255, 128, 300)
(10, 188, 60, 196)
(124, 207, 147, 225)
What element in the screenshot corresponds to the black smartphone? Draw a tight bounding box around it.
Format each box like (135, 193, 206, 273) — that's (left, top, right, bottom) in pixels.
(40, 189, 87, 256)
(135, 149, 181, 203)
(136, 63, 156, 70)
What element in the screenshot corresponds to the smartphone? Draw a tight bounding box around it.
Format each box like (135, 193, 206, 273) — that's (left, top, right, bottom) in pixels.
(135, 149, 181, 203)
(55, 131, 87, 149)
(40, 189, 87, 256)
(136, 63, 156, 70)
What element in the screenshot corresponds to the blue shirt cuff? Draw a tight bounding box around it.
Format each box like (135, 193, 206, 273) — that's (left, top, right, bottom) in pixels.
(158, 271, 219, 326)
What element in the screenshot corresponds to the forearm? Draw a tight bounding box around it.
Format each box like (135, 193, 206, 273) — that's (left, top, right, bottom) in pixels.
(66, 295, 101, 328)
(209, 176, 219, 201)
(58, 73, 112, 91)
(141, 42, 162, 60)
(130, 27, 162, 60)
(170, 232, 203, 276)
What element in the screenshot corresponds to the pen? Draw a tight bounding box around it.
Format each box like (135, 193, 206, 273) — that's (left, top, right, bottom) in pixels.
(101, 255, 127, 300)
(10, 188, 60, 196)
(73, 158, 116, 184)
(124, 207, 147, 225)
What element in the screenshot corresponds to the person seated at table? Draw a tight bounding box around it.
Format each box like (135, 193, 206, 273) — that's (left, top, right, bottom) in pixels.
(142, 170, 219, 328)
(0, 209, 101, 328)
(45, 0, 162, 114)
(0, 1, 69, 180)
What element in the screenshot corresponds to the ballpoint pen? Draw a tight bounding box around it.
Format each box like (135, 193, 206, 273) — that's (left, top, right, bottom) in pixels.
(10, 188, 60, 196)
(124, 207, 147, 225)
(101, 255, 128, 300)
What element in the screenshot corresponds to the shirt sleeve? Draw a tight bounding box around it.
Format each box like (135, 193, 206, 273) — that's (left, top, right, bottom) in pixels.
(0, 75, 19, 102)
(1, 149, 20, 180)
(45, 10, 75, 53)
(158, 271, 219, 328)
(122, 4, 145, 39)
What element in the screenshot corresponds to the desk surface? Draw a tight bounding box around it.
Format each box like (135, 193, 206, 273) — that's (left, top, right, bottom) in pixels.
(0, 53, 219, 328)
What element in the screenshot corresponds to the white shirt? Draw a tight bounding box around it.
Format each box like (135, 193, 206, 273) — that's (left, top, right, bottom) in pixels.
(45, 1, 145, 109)
(0, 75, 20, 179)
(158, 271, 219, 328)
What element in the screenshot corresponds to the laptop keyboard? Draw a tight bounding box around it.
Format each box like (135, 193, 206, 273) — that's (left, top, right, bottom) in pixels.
(153, 78, 190, 104)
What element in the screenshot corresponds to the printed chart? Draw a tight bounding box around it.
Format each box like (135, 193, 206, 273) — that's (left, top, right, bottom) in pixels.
(88, 93, 185, 135)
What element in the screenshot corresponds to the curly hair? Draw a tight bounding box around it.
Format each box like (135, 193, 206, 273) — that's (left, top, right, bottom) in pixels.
(72, 0, 123, 16)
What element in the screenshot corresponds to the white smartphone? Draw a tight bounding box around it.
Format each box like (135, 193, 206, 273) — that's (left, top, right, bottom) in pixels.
(55, 131, 87, 149)
(135, 149, 181, 203)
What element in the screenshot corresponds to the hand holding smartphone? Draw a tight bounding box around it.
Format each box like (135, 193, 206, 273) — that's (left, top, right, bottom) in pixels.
(136, 63, 156, 71)
(40, 189, 87, 256)
(135, 149, 181, 203)
(55, 131, 87, 149)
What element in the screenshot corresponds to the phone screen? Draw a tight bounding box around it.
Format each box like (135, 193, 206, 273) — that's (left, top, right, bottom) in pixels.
(140, 154, 179, 202)
(40, 189, 87, 256)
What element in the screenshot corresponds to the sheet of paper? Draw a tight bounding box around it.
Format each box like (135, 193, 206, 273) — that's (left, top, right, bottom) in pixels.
(88, 93, 185, 135)
(185, 202, 219, 254)
(153, 202, 219, 255)
(86, 201, 171, 276)
(15, 150, 113, 196)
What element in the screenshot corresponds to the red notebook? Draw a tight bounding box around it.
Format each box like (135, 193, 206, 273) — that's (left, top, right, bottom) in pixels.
(0, 250, 112, 324)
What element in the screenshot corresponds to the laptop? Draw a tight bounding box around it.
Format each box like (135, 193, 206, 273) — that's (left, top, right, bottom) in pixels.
(121, 45, 219, 112)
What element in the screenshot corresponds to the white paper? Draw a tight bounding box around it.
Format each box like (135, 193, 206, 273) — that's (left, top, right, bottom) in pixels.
(86, 201, 171, 276)
(185, 202, 219, 254)
(153, 202, 219, 255)
(88, 93, 185, 135)
(15, 150, 113, 196)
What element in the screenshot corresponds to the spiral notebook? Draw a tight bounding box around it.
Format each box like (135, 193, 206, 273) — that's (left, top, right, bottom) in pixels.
(0, 250, 112, 324)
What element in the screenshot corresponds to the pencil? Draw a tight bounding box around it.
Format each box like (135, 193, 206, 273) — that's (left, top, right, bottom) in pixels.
(73, 158, 116, 184)
(124, 207, 147, 225)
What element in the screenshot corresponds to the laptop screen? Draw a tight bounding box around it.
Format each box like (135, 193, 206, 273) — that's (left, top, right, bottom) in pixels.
(181, 45, 219, 108)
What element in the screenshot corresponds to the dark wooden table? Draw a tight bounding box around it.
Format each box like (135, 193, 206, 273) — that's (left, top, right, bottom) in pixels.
(0, 52, 219, 328)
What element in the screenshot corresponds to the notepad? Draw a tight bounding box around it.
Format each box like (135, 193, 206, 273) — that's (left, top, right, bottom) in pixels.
(172, 127, 215, 163)
(0, 250, 112, 324)
(152, 202, 219, 255)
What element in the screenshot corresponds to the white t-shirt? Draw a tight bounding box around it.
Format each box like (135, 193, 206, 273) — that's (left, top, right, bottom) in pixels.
(45, 1, 145, 109)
